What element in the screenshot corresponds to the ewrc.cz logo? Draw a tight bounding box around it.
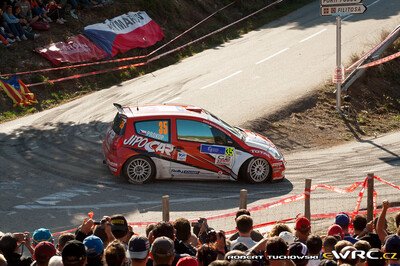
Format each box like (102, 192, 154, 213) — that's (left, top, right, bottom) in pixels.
(322, 251, 399, 260)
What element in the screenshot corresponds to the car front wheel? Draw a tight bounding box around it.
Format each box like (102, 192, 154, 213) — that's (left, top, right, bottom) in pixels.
(244, 157, 271, 183)
(123, 156, 155, 184)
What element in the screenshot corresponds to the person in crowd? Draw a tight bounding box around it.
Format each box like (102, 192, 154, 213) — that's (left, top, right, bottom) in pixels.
(197, 244, 218, 266)
(383, 234, 400, 266)
(110, 214, 132, 246)
(177, 257, 199, 266)
(337, 246, 359, 266)
(18, 0, 39, 24)
(333, 240, 352, 254)
(365, 248, 385, 266)
(294, 217, 311, 244)
(126, 235, 150, 266)
(322, 236, 338, 254)
(279, 231, 295, 246)
(2, 5, 26, 41)
(31, 241, 56, 266)
(264, 236, 295, 266)
(173, 218, 196, 256)
(0, 254, 7, 266)
(56, 233, 75, 254)
(12, 5, 38, 39)
(306, 235, 322, 266)
(269, 223, 293, 238)
(376, 200, 392, 243)
(29, 0, 52, 22)
(83, 235, 104, 266)
(208, 261, 229, 266)
(352, 215, 367, 238)
(327, 224, 344, 240)
(229, 209, 263, 242)
(0, 32, 11, 47)
(229, 215, 257, 250)
(32, 229, 54, 247)
(353, 240, 370, 266)
(45, 0, 66, 24)
(151, 237, 175, 266)
(334, 213, 358, 244)
(61, 240, 87, 266)
(288, 242, 308, 266)
(0, 232, 33, 266)
(145, 224, 156, 239)
(104, 240, 126, 266)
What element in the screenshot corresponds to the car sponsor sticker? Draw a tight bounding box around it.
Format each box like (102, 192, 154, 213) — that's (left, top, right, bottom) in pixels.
(139, 129, 165, 141)
(124, 135, 174, 156)
(171, 169, 200, 175)
(215, 154, 233, 166)
(225, 147, 235, 156)
(200, 144, 226, 155)
(177, 152, 187, 161)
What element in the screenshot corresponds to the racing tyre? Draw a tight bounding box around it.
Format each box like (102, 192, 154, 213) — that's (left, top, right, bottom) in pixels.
(244, 157, 271, 183)
(123, 156, 155, 184)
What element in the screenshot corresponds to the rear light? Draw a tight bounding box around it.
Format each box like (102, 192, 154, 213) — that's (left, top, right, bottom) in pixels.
(111, 135, 123, 152)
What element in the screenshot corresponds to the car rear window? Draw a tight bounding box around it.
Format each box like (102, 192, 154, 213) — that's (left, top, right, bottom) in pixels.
(135, 120, 170, 142)
(112, 113, 127, 136)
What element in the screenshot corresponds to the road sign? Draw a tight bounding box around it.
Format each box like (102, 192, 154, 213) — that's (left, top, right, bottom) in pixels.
(321, 4, 367, 16)
(333, 66, 345, 84)
(321, 0, 362, 5)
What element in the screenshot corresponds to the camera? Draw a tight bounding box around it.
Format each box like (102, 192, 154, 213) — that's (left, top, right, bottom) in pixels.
(93, 218, 107, 226)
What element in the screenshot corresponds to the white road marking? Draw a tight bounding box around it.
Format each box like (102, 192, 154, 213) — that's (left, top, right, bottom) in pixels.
(299, 29, 327, 43)
(164, 97, 181, 103)
(256, 48, 289, 65)
(199, 70, 242, 90)
(344, 0, 380, 21)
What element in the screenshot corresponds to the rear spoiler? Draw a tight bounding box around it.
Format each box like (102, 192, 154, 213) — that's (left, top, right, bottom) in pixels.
(113, 103, 125, 114)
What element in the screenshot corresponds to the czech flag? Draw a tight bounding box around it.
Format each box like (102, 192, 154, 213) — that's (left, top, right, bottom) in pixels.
(0, 76, 37, 107)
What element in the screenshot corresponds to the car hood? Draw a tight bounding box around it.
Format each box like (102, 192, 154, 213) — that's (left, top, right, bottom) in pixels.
(242, 130, 283, 160)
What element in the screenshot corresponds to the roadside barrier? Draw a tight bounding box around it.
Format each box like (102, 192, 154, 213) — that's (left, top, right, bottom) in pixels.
(52, 174, 399, 237)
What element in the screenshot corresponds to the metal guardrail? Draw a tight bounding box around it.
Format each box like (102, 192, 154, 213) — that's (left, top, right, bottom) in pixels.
(341, 24, 400, 92)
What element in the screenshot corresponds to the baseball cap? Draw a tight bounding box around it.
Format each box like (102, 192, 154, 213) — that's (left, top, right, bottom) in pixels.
(279, 231, 295, 245)
(327, 224, 344, 240)
(295, 217, 311, 232)
(33, 241, 57, 261)
(62, 240, 86, 264)
(127, 235, 150, 259)
(288, 242, 308, 256)
(177, 257, 199, 266)
(384, 234, 400, 253)
(110, 215, 129, 238)
(83, 235, 104, 257)
(150, 237, 175, 257)
(33, 228, 54, 245)
(335, 213, 350, 228)
(48, 256, 63, 266)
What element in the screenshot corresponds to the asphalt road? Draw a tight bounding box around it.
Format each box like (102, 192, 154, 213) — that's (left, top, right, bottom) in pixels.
(0, 0, 399, 234)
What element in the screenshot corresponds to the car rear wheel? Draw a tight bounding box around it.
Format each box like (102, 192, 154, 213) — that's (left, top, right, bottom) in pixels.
(244, 157, 271, 183)
(123, 156, 155, 184)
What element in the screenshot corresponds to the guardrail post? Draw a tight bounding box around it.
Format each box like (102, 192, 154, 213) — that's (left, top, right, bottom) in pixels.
(305, 179, 312, 221)
(162, 195, 170, 222)
(239, 189, 248, 209)
(367, 173, 374, 222)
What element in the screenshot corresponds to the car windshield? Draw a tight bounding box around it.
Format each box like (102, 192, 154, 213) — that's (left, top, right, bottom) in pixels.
(204, 110, 244, 140)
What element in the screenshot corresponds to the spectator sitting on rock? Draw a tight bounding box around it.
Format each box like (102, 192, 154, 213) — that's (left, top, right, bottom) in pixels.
(294, 217, 311, 244)
(83, 235, 104, 266)
(29, 0, 51, 22)
(62, 240, 87, 266)
(2, 5, 26, 41)
(334, 213, 358, 244)
(229, 209, 263, 242)
(18, 0, 39, 24)
(126, 236, 150, 266)
(230, 215, 257, 250)
(32, 241, 56, 266)
(173, 218, 197, 256)
(46, 0, 66, 24)
(151, 237, 175, 266)
(105, 240, 126, 266)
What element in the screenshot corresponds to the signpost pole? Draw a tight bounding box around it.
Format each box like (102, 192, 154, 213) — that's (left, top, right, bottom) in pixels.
(336, 15, 342, 112)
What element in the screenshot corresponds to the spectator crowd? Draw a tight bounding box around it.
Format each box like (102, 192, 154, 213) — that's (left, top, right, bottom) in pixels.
(0, 200, 399, 266)
(0, 0, 112, 48)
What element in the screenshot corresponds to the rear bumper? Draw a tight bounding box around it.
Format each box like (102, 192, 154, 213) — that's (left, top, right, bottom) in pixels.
(102, 141, 122, 176)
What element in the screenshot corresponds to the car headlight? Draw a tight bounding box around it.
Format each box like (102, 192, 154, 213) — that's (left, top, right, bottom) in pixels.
(267, 146, 283, 160)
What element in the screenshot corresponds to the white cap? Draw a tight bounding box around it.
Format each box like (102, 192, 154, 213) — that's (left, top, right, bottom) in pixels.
(48, 255, 63, 266)
(279, 231, 295, 245)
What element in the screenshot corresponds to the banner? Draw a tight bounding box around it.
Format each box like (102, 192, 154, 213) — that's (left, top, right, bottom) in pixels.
(84, 11, 164, 57)
(0, 76, 37, 107)
(36, 34, 108, 66)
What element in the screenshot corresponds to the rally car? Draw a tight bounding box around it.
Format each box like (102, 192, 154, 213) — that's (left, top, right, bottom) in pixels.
(102, 103, 286, 184)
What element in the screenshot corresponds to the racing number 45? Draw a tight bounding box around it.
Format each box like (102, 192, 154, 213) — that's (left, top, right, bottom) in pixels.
(159, 121, 168, 134)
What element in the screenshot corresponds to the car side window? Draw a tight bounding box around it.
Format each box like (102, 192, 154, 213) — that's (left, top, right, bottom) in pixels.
(135, 120, 170, 142)
(176, 119, 229, 145)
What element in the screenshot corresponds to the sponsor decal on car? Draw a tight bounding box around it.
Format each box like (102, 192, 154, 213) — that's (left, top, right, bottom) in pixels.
(171, 169, 200, 175)
(251, 149, 270, 157)
(139, 129, 165, 141)
(215, 154, 233, 166)
(225, 147, 234, 156)
(123, 135, 174, 156)
(177, 152, 187, 161)
(200, 144, 235, 156)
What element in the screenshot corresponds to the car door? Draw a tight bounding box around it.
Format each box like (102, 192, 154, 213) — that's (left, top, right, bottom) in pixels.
(170, 119, 237, 180)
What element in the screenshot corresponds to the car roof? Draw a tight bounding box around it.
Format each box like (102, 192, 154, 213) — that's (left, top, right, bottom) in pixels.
(118, 103, 209, 120)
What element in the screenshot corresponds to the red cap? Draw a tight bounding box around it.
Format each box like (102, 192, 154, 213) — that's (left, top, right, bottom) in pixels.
(176, 257, 199, 266)
(295, 217, 311, 232)
(34, 241, 56, 261)
(327, 224, 344, 240)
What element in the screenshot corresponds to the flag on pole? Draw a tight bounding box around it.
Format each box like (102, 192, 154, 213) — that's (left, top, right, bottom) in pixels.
(0, 76, 37, 107)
